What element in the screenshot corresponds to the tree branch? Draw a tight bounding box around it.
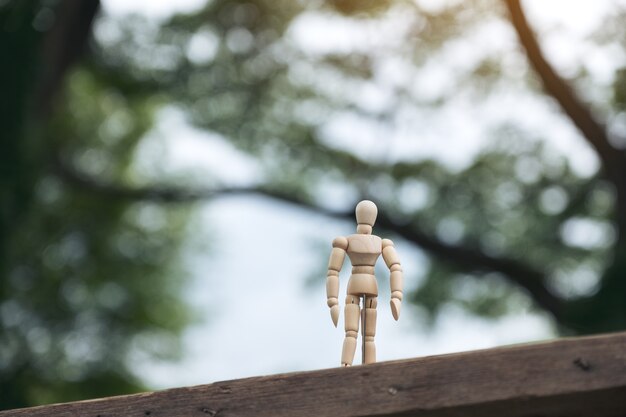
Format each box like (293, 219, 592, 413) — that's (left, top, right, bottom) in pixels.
(55, 156, 564, 321)
(504, 0, 626, 237)
(53, 154, 300, 205)
(379, 214, 563, 319)
(36, 0, 100, 118)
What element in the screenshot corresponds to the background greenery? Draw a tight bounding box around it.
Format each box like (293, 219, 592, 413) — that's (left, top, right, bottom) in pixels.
(1, 0, 625, 409)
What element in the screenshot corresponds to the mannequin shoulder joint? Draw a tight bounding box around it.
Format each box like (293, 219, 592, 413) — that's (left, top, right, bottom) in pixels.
(382, 239, 395, 248)
(332, 236, 348, 250)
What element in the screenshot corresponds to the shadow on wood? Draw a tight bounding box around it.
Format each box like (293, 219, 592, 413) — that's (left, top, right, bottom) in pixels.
(2, 332, 626, 417)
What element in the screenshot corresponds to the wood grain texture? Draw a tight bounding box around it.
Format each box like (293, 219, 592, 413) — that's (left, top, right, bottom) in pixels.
(2, 332, 626, 417)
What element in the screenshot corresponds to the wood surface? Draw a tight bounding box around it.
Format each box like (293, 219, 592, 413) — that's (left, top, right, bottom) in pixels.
(2, 331, 626, 417)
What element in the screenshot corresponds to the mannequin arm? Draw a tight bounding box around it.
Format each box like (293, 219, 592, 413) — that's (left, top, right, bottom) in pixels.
(326, 236, 347, 327)
(382, 239, 403, 320)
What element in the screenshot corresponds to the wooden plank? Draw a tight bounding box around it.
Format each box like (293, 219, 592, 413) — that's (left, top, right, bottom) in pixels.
(2, 332, 626, 417)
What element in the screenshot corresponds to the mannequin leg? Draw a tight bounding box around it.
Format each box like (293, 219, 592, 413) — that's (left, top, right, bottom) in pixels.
(363, 297, 377, 364)
(341, 294, 360, 366)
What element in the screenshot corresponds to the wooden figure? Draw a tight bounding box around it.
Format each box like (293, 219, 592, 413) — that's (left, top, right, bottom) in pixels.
(326, 200, 403, 366)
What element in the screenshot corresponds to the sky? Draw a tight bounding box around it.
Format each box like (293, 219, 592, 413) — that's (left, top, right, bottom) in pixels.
(99, 0, 620, 389)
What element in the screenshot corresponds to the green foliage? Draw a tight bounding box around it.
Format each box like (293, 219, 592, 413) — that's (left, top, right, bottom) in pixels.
(102, 0, 620, 333)
(0, 2, 193, 409)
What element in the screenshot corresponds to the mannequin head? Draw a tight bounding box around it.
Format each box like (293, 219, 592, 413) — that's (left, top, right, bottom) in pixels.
(355, 200, 377, 234)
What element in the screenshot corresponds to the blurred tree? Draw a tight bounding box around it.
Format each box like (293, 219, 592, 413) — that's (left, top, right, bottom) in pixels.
(1, 0, 191, 409)
(73, 0, 625, 334)
(2, 0, 626, 410)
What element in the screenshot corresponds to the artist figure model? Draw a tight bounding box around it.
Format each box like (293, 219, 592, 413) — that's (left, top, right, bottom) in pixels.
(326, 200, 404, 366)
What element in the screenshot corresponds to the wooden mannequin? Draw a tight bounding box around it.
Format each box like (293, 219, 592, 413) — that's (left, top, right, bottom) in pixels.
(326, 200, 403, 366)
